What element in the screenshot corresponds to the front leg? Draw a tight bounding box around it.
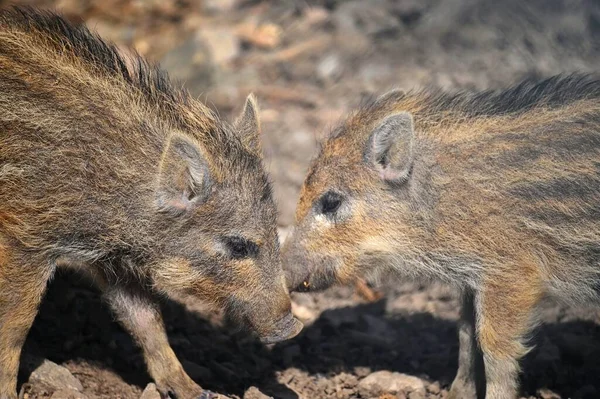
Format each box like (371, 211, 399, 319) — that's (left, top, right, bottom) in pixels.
(449, 290, 485, 399)
(0, 249, 52, 399)
(102, 283, 222, 399)
(476, 265, 543, 399)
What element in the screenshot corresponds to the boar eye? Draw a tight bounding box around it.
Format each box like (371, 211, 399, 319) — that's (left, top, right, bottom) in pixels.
(319, 191, 342, 215)
(224, 236, 259, 259)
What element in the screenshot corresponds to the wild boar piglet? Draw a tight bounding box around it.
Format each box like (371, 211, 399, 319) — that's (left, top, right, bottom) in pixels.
(284, 74, 600, 399)
(0, 8, 301, 399)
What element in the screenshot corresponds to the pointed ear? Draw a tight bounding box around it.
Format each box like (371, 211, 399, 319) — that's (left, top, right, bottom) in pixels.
(234, 93, 262, 156)
(156, 132, 212, 215)
(366, 112, 415, 185)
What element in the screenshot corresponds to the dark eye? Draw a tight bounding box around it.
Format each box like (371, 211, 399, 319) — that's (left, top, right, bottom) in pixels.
(319, 191, 342, 215)
(224, 236, 258, 259)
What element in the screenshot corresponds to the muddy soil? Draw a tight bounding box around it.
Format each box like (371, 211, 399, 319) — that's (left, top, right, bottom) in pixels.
(3, 0, 600, 398)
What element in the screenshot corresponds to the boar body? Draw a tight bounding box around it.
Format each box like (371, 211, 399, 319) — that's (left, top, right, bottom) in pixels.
(0, 8, 300, 399)
(284, 74, 600, 399)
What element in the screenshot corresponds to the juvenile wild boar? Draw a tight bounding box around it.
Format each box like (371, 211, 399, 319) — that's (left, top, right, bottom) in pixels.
(0, 8, 301, 399)
(283, 74, 600, 399)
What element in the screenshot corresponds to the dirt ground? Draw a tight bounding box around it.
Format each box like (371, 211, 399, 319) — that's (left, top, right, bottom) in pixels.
(3, 0, 600, 398)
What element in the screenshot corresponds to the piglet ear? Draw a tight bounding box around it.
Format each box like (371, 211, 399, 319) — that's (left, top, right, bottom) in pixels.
(366, 112, 415, 186)
(234, 93, 262, 156)
(156, 132, 212, 215)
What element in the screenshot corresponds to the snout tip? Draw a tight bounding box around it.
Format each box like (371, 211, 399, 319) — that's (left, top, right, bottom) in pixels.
(259, 314, 303, 345)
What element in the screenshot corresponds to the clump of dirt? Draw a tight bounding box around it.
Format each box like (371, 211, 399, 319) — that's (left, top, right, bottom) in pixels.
(4, 0, 600, 398)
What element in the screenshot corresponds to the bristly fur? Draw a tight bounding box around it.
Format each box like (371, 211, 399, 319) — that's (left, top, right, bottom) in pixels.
(0, 8, 293, 398)
(284, 72, 600, 398)
(0, 6, 271, 183)
(450, 73, 600, 116)
(413, 73, 596, 112)
(420, 73, 599, 117)
(336, 73, 600, 139)
(304, 73, 600, 299)
(0, 6, 184, 104)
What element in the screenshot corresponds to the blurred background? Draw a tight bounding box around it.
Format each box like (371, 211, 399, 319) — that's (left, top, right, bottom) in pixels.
(2, 1, 600, 398)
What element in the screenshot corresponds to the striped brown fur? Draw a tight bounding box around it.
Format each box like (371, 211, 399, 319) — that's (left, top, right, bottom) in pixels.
(283, 74, 600, 399)
(0, 8, 300, 399)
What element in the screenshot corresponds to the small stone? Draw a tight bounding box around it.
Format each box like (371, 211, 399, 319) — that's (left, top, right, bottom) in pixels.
(28, 360, 83, 392)
(537, 388, 560, 399)
(140, 383, 161, 399)
(243, 386, 273, 399)
(408, 391, 426, 399)
(18, 384, 32, 399)
(332, 372, 359, 389)
(50, 389, 88, 399)
(353, 366, 372, 378)
(358, 371, 426, 397)
(427, 381, 441, 394)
